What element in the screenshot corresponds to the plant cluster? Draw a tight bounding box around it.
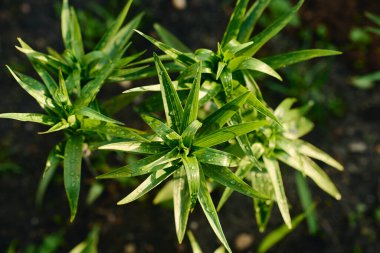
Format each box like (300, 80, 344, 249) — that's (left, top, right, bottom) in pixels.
(1, 0, 343, 251)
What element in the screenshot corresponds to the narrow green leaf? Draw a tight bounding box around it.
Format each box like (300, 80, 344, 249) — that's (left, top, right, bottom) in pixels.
(141, 114, 181, 146)
(235, 84, 281, 125)
(181, 62, 202, 132)
(39, 120, 70, 134)
(117, 165, 178, 205)
(198, 169, 232, 253)
(252, 171, 274, 232)
(366, 12, 380, 26)
(36, 144, 62, 206)
(97, 150, 179, 179)
(201, 92, 250, 133)
(242, 0, 304, 57)
(115, 50, 147, 68)
(238, 0, 271, 42)
(102, 14, 144, 61)
(99, 141, 168, 154)
(173, 167, 191, 243)
(278, 152, 341, 200)
(64, 135, 84, 222)
(31, 61, 58, 99)
(203, 164, 268, 199)
(135, 30, 196, 66)
(182, 120, 203, 147)
(102, 93, 141, 116)
(221, 0, 249, 47)
(216, 62, 226, 80)
(295, 171, 318, 234)
(69, 7, 84, 59)
(182, 156, 200, 208)
(7, 66, 55, 110)
(75, 106, 123, 125)
(295, 140, 344, 171)
(263, 49, 342, 69)
(81, 119, 146, 141)
(199, 80, 222, 106)
(220, 69, 233, 98)
(123, 81, 188, 94)
(57, 70, 72, 106)
(16, 39, 70, 73)
(193, 148, 240, 167)
(257, 211, 306, 253)
(232, 57, 282, 81)
(194, 121, 268, 148)
(154, 23, 191, 52)
(61, 0, 70, 50)
(75, 59, 114, 107)
(154, 53, 184, 132)
(263, 156, 291, 228)
(217, 161, 254, 211)
(187, 231, 203, 253)
(153, 180, 174, 204)
(95, 0, 133, 50)
(0, 113, 56, 126)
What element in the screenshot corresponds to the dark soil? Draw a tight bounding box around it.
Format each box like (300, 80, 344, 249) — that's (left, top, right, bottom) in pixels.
(0, 0, 379, 253)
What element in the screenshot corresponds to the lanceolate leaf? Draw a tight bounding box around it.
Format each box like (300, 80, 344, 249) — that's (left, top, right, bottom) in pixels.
(181, 62, 202, 132)
(194, 121, 268, 148)
(141, 114, 181, 146)
(187, 231, 203, 253)
(39, 120, 70, 134)
(135, 30, 196, 66)
(217, 162, 254, 211)
(203, 164, 268, 199)
(242, 0, 304, 57)
(16, 39, 70, 73)
(277, 152, 341, 200)
(95, 0, 133, 50)
(97, 150, 179, 179)
(7, 66, 56, 110)
(235, 84, 281, 125)
(182, 120, 203, 147)
(154, 53, 184, 132)
(238, 0, 271, 42)
(263, 156, 291, 228)
(117, 165, 178, 205)
(294, 140, 344, 171)
(182, 156, 200, 208)
(262, 49, 342, 69)
(233, 57, 282, 81)
(102, 14, 144, 60)
(69, 7, 84, 59)
(61, 0, 71, 51)
(64, 135, 84, 222)
(201, 92, 250, 133)
(221, 0, 249, 47)
(193, 148, 240, 167)
(198, 169, 232, 253)
(31, 61, 58, 99)
(36, 144, 62, 207)
(173, 167, 191, 243)
(99, 141, 168, 154)
(154, 23, 191, 52)
(76, 60, 115, 107)
(0, 113, 56, 126)
(75, 106, 124, 125)
(257, 211, 306, 253)
(81, 119, 146, 141)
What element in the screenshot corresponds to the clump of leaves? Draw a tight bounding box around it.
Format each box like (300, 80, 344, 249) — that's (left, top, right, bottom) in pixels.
(0, 0, 149, 221)
(98, 55, 269, 250)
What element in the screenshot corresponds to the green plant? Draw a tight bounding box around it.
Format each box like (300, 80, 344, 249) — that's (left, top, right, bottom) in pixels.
(1, 0, 343, 251)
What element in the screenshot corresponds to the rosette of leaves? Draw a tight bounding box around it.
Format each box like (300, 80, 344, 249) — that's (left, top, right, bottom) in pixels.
(127, 0, 341, 170)
(217, 98, 343, 231)
(97, 54, 270, 252)
(0, 0, 149, 221)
